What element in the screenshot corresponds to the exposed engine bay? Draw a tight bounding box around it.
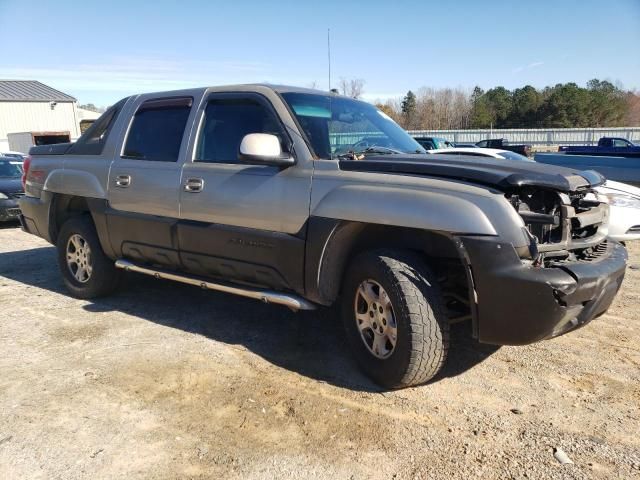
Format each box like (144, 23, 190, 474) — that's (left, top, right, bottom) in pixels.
(508, 187, 609, 265)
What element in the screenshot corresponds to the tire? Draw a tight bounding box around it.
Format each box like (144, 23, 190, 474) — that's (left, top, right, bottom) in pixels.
(341, 249, 449, 389)
(56, 215, 121, 299)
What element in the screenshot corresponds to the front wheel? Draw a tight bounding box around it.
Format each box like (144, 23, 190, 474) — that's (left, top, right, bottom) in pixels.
(341, 250, 449, 389)
(56, 215, 121, 299)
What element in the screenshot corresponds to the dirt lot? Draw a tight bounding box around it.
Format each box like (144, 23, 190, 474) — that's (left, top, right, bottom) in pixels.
(1, 224, 639, 480)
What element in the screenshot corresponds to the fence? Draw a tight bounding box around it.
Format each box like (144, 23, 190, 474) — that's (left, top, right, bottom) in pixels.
(330, 132, 384, 150)
(407, 127, 640, 146)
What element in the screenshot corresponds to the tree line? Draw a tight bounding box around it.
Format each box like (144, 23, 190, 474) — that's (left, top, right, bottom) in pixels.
(370, 80, 640, 130)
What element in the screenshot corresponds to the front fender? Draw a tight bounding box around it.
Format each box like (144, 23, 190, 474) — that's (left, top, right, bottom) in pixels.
(44, 169, 106, 199)
(312, 184, 497, 235)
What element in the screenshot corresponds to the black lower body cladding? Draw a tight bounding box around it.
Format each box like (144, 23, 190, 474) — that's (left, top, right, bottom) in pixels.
(458, 237, 627, 345)
(18, 195, 49, 239)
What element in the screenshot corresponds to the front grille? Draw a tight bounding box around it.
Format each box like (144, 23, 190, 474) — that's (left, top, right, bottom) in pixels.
(628, 225, 640, 234)
(577, 240, 608, 262)
(510, 188, 606, 260)
(7, 192, 24, 199)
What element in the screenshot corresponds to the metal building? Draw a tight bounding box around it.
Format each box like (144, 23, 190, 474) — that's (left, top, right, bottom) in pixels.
(0, 80, 99, 152)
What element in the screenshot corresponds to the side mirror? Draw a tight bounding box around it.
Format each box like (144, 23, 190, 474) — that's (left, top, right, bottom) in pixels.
(238, 133, 295, 167)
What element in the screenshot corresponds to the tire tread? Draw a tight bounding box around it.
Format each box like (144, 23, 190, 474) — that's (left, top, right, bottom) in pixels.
(342, 249, 450, 388)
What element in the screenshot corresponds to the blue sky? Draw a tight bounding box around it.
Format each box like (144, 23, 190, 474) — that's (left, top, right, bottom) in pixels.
(1, 0, 639, 106)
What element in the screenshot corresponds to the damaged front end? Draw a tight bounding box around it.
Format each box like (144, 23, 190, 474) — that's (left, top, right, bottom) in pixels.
(457, 174, 628, 346)
(509, 187, 610, 264)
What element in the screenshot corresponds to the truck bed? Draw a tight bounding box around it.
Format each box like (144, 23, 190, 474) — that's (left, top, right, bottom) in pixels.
(535, 152, 640, 187)
(558, 146, 640, 157)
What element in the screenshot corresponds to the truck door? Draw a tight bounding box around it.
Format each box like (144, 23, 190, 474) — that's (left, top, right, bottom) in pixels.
(106, 96, 195, 269)
(178, 92, 312, 293)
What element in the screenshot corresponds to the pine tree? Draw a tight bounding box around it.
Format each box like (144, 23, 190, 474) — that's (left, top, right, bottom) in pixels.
(401, 91, 417, 128)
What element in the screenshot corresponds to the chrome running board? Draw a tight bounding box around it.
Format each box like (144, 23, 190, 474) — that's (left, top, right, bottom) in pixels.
(115, 259, 316, 311)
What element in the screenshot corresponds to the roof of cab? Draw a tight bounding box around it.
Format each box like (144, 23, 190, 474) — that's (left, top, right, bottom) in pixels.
(130, 83, 343, 100)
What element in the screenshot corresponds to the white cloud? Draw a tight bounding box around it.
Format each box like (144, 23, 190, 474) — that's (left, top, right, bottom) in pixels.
(0, 56, 280, 103)
(512, 61, 545, 74)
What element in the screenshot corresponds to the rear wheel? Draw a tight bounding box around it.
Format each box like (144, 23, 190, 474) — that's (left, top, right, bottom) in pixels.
(341, 249, 449, 388)
(56, 216, 121, 299)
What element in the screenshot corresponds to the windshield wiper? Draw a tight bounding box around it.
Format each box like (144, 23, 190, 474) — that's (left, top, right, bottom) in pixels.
(337, 146, 404, 160)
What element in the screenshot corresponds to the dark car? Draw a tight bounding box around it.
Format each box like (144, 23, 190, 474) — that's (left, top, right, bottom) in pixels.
(476, 138, 532, 157)
(0, 157, 24, 222)
(413, 136, 453, 150)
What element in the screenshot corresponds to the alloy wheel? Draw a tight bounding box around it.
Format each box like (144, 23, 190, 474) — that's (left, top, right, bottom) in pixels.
(66, 234, 93, 283)
(354, 279, 397, 359)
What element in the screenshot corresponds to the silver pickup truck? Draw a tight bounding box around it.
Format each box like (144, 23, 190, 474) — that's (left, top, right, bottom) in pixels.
(19, 85, 627, 388)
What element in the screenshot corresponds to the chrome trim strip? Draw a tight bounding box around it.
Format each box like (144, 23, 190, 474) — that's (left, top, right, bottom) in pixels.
(115, 259, 316, 311)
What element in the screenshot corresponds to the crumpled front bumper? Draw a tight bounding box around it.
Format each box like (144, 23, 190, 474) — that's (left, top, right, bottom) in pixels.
(457, 237, 628, 345)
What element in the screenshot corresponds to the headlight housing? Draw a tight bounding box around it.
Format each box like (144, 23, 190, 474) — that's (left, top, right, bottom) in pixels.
(604, 193, 640, 209)
(0, 192, 8, 199)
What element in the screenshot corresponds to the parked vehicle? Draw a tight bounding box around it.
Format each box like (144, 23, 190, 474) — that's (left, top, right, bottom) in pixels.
(559, 137, 640, 157)
(19, 85, 627, 388)
(428, 147, 529, 162)
(596, 181, 640, 242)
(535, 152, 640, 187)
(451, 142, 478, 148)
(0, 157, 24, 222)
(413, 136, 453, 150)
(476, 138, 532, 157)
(431, 148, 640, 242)
(0, 151, 26, 161)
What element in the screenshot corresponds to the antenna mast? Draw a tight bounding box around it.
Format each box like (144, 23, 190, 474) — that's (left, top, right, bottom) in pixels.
(327, 28, 331, 91)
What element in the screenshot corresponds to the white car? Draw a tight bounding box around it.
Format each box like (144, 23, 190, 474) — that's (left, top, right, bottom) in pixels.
(596, 180, 640, 242)
(428, 147, 640, 242)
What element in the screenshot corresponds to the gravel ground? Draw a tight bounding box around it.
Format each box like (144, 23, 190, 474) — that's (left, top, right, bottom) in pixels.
(1, 224, 639, 479)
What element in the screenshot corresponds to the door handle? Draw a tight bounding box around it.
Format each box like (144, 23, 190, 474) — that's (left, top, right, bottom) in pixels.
(115, 174, 131, 187)
(184, 178, 204, 193)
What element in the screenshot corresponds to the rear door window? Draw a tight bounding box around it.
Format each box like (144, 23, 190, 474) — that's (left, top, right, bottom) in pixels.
(123, 97, 193, 162)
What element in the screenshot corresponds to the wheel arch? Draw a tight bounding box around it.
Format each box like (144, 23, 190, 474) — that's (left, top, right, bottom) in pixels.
(311, 184, 498, 236)
(44, 169, 106, 199)
(304, 217, 469, 307)
(48, 194, 115, 258)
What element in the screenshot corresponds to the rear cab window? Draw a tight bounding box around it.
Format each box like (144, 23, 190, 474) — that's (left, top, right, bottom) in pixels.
(68, 97, 128, 155)
(122, 97, 193, 162)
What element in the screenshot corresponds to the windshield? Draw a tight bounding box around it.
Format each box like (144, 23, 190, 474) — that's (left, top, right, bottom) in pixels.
(496, 151, 533, 162)
(281, 92, 426, 159)
(0, 160, 22, 178)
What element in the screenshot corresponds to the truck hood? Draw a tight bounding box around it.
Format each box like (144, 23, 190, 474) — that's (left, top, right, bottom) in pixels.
(0, 177, 23, 195)
(339, 154, 604, 192)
